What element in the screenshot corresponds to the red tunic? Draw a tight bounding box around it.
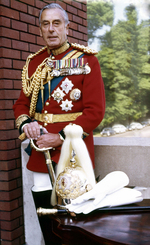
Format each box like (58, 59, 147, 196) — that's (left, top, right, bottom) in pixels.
(13, 45, 105, 173)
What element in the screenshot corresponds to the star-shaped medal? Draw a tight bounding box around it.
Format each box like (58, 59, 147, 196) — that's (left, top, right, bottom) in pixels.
(60, 78, 74, 94)
(60, 99, 74, 112)
(52, 87, 65, 103)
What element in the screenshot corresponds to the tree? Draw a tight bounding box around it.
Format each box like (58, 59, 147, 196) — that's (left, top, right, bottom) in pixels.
(87, 1, 114, 44)
(94, 3, 150, 129)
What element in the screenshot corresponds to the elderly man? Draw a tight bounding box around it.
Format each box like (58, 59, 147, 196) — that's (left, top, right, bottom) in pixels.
(13, 3, 105, 244)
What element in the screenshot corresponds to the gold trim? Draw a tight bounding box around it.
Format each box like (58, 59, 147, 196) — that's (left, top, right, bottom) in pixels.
(71, 43, 98, 55)
(48, 40, 70, 56)
(34, 112, 82, 124)
(16, 114, 30, 129)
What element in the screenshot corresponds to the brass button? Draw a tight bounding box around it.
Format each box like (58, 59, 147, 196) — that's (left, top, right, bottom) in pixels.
(44, 123, 47, 126)
(46, 102, 49, 106)
(44, 110, 48, 114)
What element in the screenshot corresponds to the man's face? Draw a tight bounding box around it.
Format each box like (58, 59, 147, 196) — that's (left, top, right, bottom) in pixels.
(40, 8, 69, 49)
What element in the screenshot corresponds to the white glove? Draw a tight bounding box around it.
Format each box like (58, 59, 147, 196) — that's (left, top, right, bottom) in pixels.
(71, 171, 129, 206)
(67, 188, 143, 214)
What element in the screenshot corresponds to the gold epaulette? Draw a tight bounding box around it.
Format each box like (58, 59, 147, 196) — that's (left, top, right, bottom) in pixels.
(27, 46, 47, 60)
(71, 43, 98, 55)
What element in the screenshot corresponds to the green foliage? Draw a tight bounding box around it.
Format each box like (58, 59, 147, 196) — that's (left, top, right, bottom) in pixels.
(87, 1, 114, 44)
(87, 2, 150, 130)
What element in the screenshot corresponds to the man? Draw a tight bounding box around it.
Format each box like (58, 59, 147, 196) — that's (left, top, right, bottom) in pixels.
(13, 3, 105, 244)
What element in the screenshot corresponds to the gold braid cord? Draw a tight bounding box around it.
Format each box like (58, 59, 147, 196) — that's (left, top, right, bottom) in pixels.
(22, 46, 48, 117)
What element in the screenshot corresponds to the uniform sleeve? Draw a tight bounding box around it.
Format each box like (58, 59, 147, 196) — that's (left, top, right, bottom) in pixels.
(73, 55, 105, 134)
(13, 89, 32, 133)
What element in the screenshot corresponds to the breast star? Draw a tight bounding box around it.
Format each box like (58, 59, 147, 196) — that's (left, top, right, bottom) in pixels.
(60, 99, 74, 112)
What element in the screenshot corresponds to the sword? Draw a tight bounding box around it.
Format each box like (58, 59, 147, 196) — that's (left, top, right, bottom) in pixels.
(30, 126, 56, 187)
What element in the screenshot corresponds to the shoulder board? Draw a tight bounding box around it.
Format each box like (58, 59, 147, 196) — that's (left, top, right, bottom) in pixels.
(71, 43, 98, 55)
(27, 46, 47, 60)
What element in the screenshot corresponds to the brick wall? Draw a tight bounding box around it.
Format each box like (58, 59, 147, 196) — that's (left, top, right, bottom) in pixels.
(0, 0, 87, 244)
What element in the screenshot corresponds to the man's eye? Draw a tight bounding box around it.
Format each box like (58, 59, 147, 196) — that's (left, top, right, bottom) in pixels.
(54, 21, 60, 25)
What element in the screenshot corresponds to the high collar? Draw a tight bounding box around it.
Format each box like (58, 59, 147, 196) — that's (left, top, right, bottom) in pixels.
(47, 40, 70, 56)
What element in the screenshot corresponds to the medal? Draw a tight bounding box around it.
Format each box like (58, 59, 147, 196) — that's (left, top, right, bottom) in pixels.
(60, 99, 73, 112)
(70, 89, 81, 101)
(60, 78, 74, 94)
(52, 87, 65, 103)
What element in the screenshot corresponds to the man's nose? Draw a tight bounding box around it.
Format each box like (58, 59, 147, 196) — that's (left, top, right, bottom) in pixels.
(48, 23, 54, 32)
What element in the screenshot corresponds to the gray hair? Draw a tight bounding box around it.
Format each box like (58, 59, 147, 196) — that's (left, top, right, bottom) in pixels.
(39, 3, 69, 26)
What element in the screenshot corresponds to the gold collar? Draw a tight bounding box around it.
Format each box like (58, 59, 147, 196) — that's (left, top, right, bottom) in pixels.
(47, 40, 70, 56)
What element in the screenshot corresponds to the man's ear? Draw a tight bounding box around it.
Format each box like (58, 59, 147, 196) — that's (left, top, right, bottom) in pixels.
(66, 23, 69, 35)
(39, 28, 42, 37)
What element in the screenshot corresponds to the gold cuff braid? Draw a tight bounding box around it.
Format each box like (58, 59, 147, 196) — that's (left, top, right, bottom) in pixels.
(16, 114, 31, 129)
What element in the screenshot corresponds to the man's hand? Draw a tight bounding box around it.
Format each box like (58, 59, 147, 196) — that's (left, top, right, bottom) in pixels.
(36, 133, 63, 148)
(23, 121, 47, 140)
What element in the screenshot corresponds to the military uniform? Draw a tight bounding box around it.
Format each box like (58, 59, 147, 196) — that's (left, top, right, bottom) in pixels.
(13, 41, 105, 172)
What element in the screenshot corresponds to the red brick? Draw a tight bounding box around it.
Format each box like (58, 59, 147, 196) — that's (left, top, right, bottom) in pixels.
(0, 129, 19, 140)
(12, 40, 28, 51)
(21, 0, 34, 6)
(82, 3, 87, 12)
(78, 9, 87, 19)
(0, 109, 14, 119)
(21, 51, 31, 60)
(1, 218, 20, 231)
(0, 0, 10, 6)
(0, 100, 13, 110)
(72, 15, 83, 25)
(56, 1, 66, 10)
(20, 12, 35, 25)
(68, 13, 73, 22)
(69, 21, 78, 30)
(13, 60, 25, 70)
(13, 80, 22, 89)
(0, 199, 18, 211)
(78, 24, 87, 34)
(0, 187, 21, 201)
(0, 16, 10, 27)
(0, 140, 16, 150)
(0, 6, 19, 20)
(11, 19, 27, 32)
(84, 34, 88, 42)
(0, 48, 20, 59)
(35, 0, 48, 9)
(83, 19, 87, 27)
(73, 30, 83, 40)
(29, 43, 43, 53)
(0, 147, 20, 161)
(68, 36, 79, 44)
(36, 36, 46, 46)
(67, 5, 78, 15)
(0, 120, 14, 130)
(0, 27, 19, 39)
(0, 58, 12, 68)
(29, 24, 40, 36)
(0, 160, 16, 171)
(71, 1, 82, 9)
(11, 0, 27, 13)
(78, 0, 87, 3)
(68, 30, 73, 37)
(0, 69, 21, 79)
(63, 0, 72, 4)
(28, 5, 39, 17)
(20, 32, 36, 43)
(0, 89, 20, 100)
(1, 224, 24, 240)
(0, 38, 11, 48)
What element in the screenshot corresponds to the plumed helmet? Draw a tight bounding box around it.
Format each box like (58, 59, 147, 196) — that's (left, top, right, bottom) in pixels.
(55, 151, 92, 202)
